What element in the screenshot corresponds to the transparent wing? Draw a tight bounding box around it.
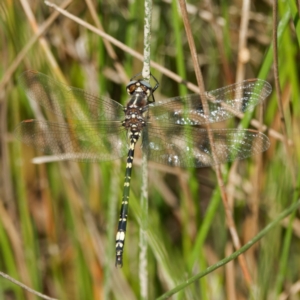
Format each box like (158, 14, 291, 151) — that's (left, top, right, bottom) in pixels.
(147, 79, 272, 125)
(14, 120, 128, 162)
(142, 125, 270, 168)
(19, 70, 125, 121)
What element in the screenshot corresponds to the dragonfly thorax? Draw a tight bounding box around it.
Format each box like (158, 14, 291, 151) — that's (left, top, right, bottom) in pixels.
(122, 79, 154, 134)
(122, 104, 146, 133)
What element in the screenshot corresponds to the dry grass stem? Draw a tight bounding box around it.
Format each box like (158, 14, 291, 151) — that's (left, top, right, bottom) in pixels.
(177, 0, 252, 285)
(235, 0, 250, 83)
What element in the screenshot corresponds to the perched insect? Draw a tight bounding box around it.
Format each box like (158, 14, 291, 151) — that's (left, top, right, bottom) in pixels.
(15, 70, 271, 267)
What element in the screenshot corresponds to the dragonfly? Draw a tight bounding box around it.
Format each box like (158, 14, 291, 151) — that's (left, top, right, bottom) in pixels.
(15, 70, 271, 267)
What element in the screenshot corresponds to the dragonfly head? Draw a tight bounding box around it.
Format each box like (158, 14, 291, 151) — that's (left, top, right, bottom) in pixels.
(126, 80, 153, 97)
(126, 73, 159, 103)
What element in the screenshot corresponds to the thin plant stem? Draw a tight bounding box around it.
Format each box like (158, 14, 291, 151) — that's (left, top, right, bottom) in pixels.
(142, 0, 152, 79)
(235, 0, 250, 83)
(139, 153, 149, 299)
(177, 0, 252, 285)
(139, 0, 154, 298)
(228, 0, 250, 289)
(0, 271, 58, 300)
(225, 243, 237, 300)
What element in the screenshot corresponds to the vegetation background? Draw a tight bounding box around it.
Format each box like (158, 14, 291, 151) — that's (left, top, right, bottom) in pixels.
(0, 0, 300, 299)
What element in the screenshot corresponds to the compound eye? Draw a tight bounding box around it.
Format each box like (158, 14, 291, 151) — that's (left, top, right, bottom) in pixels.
(126, 83, 136, 95)
(126, 81, 137, 94)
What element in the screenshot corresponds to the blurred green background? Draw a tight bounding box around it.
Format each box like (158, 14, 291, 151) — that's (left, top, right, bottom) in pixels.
(1, 0, 300, 299)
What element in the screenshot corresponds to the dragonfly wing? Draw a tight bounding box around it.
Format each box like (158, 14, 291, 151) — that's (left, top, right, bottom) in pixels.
(14, 120, 128, 162)
(143, 125, 270, 168)
(19, 70, 125, 121)
(206, 78, 272, 113)
(147, 79, 272, 125)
